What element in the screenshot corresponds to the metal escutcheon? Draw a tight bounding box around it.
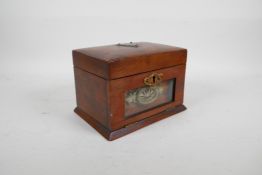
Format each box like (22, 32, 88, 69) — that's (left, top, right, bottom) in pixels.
(144, 73, 163, 86)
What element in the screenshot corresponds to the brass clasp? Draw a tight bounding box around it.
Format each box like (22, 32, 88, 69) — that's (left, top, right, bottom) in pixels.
(144, 73, 163, 86)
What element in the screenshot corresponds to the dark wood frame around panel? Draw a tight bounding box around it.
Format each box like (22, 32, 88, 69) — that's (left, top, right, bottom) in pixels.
(108, 65, 186, 130)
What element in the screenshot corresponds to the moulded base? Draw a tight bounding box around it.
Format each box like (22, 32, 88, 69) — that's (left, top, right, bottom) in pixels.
(74, 105, 186, 141)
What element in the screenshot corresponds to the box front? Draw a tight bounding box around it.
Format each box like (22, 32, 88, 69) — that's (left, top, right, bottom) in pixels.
(108, 65, 186, 130)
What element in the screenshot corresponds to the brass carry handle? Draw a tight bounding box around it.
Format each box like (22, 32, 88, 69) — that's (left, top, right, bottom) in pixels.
(144, 73, 163, 86)
(116, 42, 138, 47)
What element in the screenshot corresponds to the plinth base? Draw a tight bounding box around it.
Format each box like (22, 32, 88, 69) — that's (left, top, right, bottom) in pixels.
(74, 105, 186, 141)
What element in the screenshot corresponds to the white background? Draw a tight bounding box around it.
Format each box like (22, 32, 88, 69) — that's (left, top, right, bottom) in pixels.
(1, 0, 262, 175)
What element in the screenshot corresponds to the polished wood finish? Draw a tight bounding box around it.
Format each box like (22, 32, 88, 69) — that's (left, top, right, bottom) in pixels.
(73, 42, 187, 141)
(73, 42, 187, 79)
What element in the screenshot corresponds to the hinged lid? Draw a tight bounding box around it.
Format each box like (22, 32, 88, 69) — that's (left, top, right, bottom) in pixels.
(73, 42, 187, 79)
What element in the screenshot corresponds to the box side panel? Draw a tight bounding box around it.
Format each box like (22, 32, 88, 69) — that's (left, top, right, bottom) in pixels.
(74, 67, 109, 127)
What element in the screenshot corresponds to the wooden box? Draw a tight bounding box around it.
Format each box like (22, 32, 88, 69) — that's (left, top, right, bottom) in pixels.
(72, 42, 187, 141)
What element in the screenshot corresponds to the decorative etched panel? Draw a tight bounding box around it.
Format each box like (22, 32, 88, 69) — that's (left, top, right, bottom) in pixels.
(125, 79, 175, 117)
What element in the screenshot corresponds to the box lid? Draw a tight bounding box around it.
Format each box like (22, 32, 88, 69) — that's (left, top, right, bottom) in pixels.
(73, 42, 187, 79)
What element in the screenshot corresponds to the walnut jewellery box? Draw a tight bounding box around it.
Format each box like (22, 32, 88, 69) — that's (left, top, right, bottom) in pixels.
(72, 42, 187, 141)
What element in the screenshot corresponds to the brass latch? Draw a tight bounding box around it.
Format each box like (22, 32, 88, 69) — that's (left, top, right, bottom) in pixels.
(144, 73, 163, 86)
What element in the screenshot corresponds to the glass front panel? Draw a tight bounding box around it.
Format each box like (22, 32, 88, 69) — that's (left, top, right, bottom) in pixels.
(125, 79, 175, 117)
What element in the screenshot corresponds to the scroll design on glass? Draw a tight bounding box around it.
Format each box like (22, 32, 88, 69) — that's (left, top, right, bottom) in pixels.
(126, 85, 163, 105)
(125, 79, 175, 117)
